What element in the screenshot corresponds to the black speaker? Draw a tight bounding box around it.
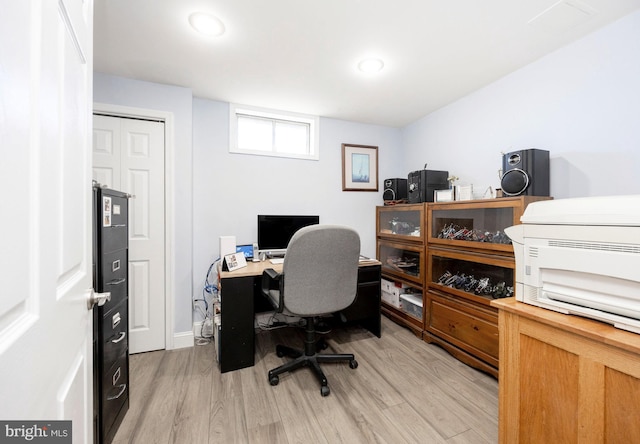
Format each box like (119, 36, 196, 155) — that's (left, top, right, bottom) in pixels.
(500, 149, 550, 197)
(407, 170, 449, 203)
(382, 178, 407, 201)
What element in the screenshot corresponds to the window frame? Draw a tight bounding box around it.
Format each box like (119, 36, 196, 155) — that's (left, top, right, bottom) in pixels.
(229, 103, 320, 160)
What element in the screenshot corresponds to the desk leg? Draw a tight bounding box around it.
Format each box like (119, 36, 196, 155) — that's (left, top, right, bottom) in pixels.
(219, 275, 255, 373)
(339, 265, 381, 338)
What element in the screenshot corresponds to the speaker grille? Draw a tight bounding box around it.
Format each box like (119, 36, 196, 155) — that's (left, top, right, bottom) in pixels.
(501, 168, 529, 196)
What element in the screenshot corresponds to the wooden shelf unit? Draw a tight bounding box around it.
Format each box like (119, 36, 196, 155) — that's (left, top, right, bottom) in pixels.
(423, 196, 549, 377)
(376, 197, 550, 376)
(376, 203, 426, 337)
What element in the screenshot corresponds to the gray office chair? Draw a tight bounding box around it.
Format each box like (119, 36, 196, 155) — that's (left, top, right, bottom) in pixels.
(261, 224, 361, 396)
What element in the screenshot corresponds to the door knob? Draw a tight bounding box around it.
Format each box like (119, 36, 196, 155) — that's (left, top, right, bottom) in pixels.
(87, 289, 111, 310)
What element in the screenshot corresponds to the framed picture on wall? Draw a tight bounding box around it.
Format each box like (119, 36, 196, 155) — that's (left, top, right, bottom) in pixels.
(341, 143, 378, 191)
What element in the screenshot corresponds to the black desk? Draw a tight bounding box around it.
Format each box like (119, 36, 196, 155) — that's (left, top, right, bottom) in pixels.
(217, 260, 381, 373)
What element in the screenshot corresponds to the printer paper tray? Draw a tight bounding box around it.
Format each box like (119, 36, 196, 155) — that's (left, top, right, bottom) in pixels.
(543, 283, 640, 321)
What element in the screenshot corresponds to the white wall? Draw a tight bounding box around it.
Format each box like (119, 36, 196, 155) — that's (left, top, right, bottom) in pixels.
(93, 73, 194, 336)
(192, 98, 403, 316)
(95, 9, 640, 334)
(402, 10, 640, 199)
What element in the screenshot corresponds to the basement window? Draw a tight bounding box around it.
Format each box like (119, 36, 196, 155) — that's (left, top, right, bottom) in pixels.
(229, 104, 319, 160)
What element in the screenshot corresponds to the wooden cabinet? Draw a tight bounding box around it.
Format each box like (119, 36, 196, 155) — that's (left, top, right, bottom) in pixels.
(423, 196, 549, 377)
(492, 298, 640, 444)
(376, 204, 426, 336)
(377, 197, 549, 374)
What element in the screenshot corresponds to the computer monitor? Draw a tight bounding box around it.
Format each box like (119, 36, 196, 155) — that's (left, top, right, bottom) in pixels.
(257, 215, 320, 251)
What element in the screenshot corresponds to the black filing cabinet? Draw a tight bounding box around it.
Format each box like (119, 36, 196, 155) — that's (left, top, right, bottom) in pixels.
(93, 186, 130, 444)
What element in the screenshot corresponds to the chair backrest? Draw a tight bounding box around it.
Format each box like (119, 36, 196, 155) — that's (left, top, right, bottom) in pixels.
(281, 224, 360, 316)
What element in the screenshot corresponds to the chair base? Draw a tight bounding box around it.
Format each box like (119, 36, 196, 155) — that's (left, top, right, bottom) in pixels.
(267, 317, 358, 396)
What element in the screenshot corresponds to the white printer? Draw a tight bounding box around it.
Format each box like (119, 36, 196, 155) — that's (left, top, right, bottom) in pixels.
(505, 195, 640, 334)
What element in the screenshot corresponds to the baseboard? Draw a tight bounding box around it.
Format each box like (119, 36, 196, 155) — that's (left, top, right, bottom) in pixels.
(172, 330, 194, 349)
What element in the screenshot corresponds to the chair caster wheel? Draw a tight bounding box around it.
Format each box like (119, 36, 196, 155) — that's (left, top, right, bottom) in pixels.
(349, 359, 358, 369)
(269, 375, 279, 386)
(320, 385, 330, 397)
(276, 345, 286, 357)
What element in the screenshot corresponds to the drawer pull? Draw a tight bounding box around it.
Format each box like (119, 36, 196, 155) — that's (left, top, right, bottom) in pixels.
(109, 224, 126, 228)
(107, 384, 127, 401)
(106, 278, 126, 286)
(111, 332, 126, 344)
(112, 312, 121, 329)
(113, 367, 121, 385)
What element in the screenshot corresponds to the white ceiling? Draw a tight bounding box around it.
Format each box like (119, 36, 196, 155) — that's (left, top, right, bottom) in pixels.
(93, 0, 640, 128)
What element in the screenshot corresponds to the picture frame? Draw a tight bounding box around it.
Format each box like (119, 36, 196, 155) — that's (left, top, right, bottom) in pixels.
(341, 143, 378, 191)
(434, 189, 455, 202)
(455, 185, 473, 201)
(222, 252, 247, 272)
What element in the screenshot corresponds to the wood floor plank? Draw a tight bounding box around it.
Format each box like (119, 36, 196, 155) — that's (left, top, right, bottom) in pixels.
(381, 402, 448, 443)
(112, 316, 498, 444)
(168, 345, 214, 443)
(209, 395, 248, 443)
(126, 350, 189, 443)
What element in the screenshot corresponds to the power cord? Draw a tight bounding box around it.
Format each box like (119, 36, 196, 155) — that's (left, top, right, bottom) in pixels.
(256, 312, 305, 331)
(194, 258, 220, 345)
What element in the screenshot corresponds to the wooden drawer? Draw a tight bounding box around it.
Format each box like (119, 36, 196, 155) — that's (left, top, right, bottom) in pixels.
(426, 290, 499, 368)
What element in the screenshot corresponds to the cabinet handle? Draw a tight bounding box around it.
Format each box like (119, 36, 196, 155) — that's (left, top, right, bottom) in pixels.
(106, 278, 126, 286)
(109, 224, 126, 228)
(112, 367, 121, 385)
(107, 384, 127, 401)
(111, 332, 126, 344)
(112, 312, 121, 328)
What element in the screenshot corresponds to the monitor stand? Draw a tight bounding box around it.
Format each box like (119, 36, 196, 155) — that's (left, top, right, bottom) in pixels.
(263, 249, 286, 259)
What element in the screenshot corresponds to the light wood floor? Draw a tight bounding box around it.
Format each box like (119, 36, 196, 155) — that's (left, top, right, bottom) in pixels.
(113, 316, 498, 444)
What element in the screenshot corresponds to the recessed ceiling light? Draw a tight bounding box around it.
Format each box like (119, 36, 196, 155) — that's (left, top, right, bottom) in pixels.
(357, 58, 384, 73)
(189, 12, 225, 37)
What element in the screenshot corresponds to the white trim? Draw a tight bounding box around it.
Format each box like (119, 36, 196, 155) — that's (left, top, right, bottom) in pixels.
(192, 320, 213, 339)
(173, 330, 194, 349)
(229, 103, 320, 160)
(92, 102, 176, 350)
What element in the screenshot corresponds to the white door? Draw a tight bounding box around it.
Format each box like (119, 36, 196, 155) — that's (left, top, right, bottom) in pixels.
(92, 115, 166, 353)
(0, 0, 93, 441)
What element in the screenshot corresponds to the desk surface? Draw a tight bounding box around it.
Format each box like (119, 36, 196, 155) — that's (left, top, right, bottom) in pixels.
(219, 258, 381, 279)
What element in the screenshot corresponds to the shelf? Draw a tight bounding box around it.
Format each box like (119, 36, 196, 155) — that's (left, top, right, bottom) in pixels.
(376, 204, 425, 242)
(427, 247, 515, 306)
(428, 196, 550, 254)
(378, 240, 424, 285)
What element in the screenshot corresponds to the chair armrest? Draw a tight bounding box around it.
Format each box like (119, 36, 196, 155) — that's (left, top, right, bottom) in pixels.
(261, 268, 285, 311)
(261, 268, 281, 293)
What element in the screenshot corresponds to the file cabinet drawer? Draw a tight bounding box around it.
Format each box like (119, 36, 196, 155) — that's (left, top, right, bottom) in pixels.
(101, 300, 128, 367)
(101, 352, 129, 437)
(98, 249, 128, 313)
(99, 193, 128, 254)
